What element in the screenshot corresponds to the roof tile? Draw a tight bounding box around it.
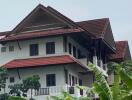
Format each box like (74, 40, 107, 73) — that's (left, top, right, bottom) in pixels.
(4, 55, 75, 69)
(0, 28, 83, 42)
(110, 41, 128, 59)
(76, 18, 109, 38)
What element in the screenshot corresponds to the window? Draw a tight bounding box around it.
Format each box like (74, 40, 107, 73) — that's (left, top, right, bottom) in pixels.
(64, 69, 68, 84)
(77, 49, 81, 58)
(69, 74, 72, 86)
(72, 76, 75, 86)
(68, 43, 72, 54)
(75, 77, 78, 84)
(1, 47, 6, 52)
(46, 74, 56, 86)
(46, 42, 55, 54)
(73, 46, 76, 57)
(10, 77, 15, 83)
(30, 44, 39, 56)
(9, 46, 14, 52)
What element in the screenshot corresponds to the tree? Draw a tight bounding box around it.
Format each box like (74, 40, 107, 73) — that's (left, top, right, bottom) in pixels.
(0, 67, 8, 92)
(0, 67, 8, 100)
(8, 83, 28, 97)
(22, 75, 41, 99)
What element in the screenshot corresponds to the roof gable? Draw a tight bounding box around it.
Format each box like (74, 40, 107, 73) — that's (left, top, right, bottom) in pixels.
(76, 18, 116, 51)
(110, 41, 131, 62)
(76, 18, 109, 38)
(11, 4, 77, 34)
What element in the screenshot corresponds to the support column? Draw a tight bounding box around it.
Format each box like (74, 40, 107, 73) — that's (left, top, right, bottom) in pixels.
(93, 48, 97, 66)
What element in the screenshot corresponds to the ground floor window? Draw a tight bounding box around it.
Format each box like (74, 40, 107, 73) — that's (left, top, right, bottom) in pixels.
(46, 74, 56, 86)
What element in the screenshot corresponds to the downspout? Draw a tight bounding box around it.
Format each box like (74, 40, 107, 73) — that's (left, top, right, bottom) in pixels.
(16, 68, 21, 80)
(16, 40, 21, 50)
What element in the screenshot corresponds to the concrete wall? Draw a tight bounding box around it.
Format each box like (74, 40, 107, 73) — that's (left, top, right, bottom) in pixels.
(3, 64, 87, 99)
(0, 36, 90, 66)
(0, 36, 64, 66)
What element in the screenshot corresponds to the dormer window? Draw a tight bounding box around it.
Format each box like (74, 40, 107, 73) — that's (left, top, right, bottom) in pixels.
(1, 46, 6, 52)
(30, 44, 39, 56)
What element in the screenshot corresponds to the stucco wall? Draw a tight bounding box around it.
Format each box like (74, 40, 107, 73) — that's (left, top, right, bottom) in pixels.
(0, 36, 64, 66)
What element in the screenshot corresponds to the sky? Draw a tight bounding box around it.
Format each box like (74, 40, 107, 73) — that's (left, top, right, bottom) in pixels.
(0, 0, 132, 54)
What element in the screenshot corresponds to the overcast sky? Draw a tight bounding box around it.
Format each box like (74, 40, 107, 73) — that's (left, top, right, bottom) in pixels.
(0, 0, 131, 54)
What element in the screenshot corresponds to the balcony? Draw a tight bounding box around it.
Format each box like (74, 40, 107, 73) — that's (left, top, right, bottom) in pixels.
(33, 86, 88, 97)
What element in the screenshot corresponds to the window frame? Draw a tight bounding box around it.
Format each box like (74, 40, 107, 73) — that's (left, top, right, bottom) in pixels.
(1, 46, 6, 52)
(68, 43, 72, 54)
(9, 46, 14, 52)
(46, 74, 56, 86)
(29, 44, 39, 56)
(46, 42, 55, 54)
(73, 46, 77, 57)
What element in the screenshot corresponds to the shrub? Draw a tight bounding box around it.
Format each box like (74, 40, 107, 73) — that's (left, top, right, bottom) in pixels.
(0, 93, 9, 100)
(29, 98, 35, 100)
(8, 96, 26, 100)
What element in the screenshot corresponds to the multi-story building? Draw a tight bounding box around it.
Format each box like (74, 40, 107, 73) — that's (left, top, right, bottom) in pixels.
(0, 4, 131, 99)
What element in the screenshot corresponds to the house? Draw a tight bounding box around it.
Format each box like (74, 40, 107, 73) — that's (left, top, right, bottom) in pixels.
(107, 41, 131, 85)
(0, 4, 131, 99)
(110, 41, 131, 62)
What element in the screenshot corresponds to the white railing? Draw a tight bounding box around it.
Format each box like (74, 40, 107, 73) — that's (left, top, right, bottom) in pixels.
(33, 85, 88, 97)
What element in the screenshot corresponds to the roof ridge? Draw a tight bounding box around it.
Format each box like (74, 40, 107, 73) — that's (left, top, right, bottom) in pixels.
(76, 18, 109, 23)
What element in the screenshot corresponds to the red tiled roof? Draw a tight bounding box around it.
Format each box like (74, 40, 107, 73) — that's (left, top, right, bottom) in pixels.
(76, 18, 109, 38)
(110, 41, 128, 59)
(4, 55, 86, 69)
(0, 28, 83, 42)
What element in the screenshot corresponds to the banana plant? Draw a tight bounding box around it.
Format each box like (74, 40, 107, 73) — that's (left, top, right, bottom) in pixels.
(107, 61, 132, 100)
(88, 60, 132, 100)
(50, 91, 78, 100)
(88, 63, 113, 100)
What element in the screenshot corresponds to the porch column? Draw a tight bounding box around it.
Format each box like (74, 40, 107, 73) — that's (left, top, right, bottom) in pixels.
(93, 48, 97, 66)
(98, 40, 103, 68)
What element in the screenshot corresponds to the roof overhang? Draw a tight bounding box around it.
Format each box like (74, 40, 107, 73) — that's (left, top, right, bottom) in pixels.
(4, 55, 88, 70)
(0, 28, 84, 43)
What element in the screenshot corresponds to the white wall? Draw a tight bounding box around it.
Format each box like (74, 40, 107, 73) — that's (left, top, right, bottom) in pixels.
(3, 64, 88, 100)
(0, 36, 91, 66)
(0, 36, 64, 66)
(5, 65, 65, 92)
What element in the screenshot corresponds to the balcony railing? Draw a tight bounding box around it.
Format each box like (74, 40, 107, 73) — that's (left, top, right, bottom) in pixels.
(34, 86, 87, 97)
(35, 88, 49, 96)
